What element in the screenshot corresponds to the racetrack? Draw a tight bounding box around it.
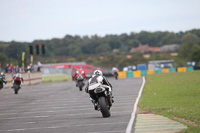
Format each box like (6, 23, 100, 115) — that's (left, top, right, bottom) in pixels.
(0, 77, 143, 133)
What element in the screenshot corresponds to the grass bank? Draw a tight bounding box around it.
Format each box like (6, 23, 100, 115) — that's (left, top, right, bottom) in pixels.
(139, 71, 200, 133)
(42, 74, 72, 82)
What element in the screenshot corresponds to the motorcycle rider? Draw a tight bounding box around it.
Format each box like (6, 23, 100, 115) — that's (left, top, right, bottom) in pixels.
(11, 73, 24, 88)
(73, 68, 87, 87)
(111, 67, 119, 77)
(0, 72, 7, 88)
(85, 70, 114, 110)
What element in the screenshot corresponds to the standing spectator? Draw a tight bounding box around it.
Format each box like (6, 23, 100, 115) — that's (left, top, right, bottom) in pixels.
(13, 66, 16, 73)
(9, 64, 13, 73)
(16, 65, 20, 73)
(27, 64, 31, 72)
(20, 66, 25, 73)
(5, 64, 9, 73)
(0, 63, 2, 73)
(37, 62, 41, 72)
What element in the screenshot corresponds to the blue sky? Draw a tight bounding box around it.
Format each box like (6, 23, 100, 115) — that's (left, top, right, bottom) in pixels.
(0, 0, 200, 42)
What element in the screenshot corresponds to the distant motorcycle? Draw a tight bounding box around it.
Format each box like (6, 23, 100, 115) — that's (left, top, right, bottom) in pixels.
(93, 85, 113, 118)
(13, 78, 21, 94)
(113, 72, 118, 80)
(76, 74, 85, 91)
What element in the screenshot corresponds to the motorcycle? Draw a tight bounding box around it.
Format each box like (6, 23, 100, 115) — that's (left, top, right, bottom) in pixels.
(114, 72, 118, 80)
(94, 85, 113, 118)
(0, 77, 4, 89)
(76, 74, 85, 91)
(13, 78, 21, 94)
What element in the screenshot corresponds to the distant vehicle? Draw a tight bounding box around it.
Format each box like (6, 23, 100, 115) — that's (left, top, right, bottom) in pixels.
(155, 64, 171, 69)
(137, 64, 146, 71)
(186, 61, 196, 67)
(148, 60, 174, 70)
(123, 65, 137, 71)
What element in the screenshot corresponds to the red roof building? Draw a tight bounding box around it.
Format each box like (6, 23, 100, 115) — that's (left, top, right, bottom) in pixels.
(130, 44, 161, 53)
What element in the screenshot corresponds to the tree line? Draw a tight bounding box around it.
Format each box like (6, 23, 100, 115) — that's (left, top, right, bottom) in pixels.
(0, 29, 200, 68)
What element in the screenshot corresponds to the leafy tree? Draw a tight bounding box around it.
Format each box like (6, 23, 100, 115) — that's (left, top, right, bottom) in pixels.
(66, 44, 82, 57)
(95, 43, 111, 54)
(160, 32, 181, 45)
(54, 47, 69, 56)
(0, 52, 8, 66)
(190, 45, 200, 65)
(181, 33, 199, 44)
(178, 42, 198, 60)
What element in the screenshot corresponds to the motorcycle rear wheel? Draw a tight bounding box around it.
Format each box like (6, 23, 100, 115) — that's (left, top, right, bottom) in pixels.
(98, 96, 111, 118)
(14, 84, 19, 94)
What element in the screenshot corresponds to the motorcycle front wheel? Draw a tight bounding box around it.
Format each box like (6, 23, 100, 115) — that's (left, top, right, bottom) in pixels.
(98, 96, 111, 118)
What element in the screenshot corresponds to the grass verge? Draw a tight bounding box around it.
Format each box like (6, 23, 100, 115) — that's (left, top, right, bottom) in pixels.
(42, 74, 72, 82)
(138, 71, 200, 133)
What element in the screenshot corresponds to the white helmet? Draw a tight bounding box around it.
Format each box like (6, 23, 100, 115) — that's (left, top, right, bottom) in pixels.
(93, 70, 103, 76)
(1, 72, 5, 77)
(16, 73, 21, 77)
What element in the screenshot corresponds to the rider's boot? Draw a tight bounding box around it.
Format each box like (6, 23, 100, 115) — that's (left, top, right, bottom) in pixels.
(90, 97, 98, 110)
(108, 92, 114, 103)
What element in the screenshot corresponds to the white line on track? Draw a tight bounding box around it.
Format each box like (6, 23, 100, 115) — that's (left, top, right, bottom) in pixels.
(0, 98, 135, 107)
(0, 116, 132, 126)
(0, 95, 136, 105)
(0, 102, 134, 113)
(0, 110, 131, 120)
(0, 122, 128, 132)
(0, 105, 133, 116)
(126, 76, 145, 133)
(0, 96, 137, 105)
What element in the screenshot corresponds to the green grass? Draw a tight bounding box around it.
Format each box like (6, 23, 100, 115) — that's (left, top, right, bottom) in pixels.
(139, 71, 200, 133)
(42, 74, 72, 82)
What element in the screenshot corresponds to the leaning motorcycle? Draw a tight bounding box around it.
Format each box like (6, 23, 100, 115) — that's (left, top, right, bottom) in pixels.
(13, 78, 21, 94)
(76, 74, 85, 91)
(0, 77, 4, 89)
(94, 85, 113, 118)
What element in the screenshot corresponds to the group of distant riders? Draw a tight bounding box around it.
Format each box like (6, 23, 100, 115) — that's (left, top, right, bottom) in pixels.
(1, 67, 119, 117)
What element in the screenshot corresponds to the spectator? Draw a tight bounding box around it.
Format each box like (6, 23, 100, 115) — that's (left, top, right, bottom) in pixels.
(9, 64, 13, 73)
(37, 62, 41, 72)
(30, 63, 34, 72)
(27, 64, 32, 72)
(20, 67, 25, 73)
(16, 65, 20, 73)
(13, 66, 16, 73)
(0, 63, 1, 73)
(5, 64, 9, 73)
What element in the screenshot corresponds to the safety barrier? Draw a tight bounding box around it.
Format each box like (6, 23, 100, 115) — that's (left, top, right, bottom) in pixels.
(42, 74, 72, 82)
(118, 67, 194, 78)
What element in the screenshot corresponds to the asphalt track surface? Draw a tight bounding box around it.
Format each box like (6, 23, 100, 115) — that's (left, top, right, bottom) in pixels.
(0, 77, 143, 133)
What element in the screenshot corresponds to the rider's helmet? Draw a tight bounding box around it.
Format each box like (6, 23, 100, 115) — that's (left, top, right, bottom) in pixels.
(93, 70, 103, 76)
(0, 72, 5, 77)
(16, 73, 21, 78)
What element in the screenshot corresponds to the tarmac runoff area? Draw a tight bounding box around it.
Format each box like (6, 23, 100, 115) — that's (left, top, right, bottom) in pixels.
(134, 114, 187, 133)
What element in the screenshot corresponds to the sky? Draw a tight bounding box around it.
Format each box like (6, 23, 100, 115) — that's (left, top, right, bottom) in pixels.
(0, 0, 200, 42)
